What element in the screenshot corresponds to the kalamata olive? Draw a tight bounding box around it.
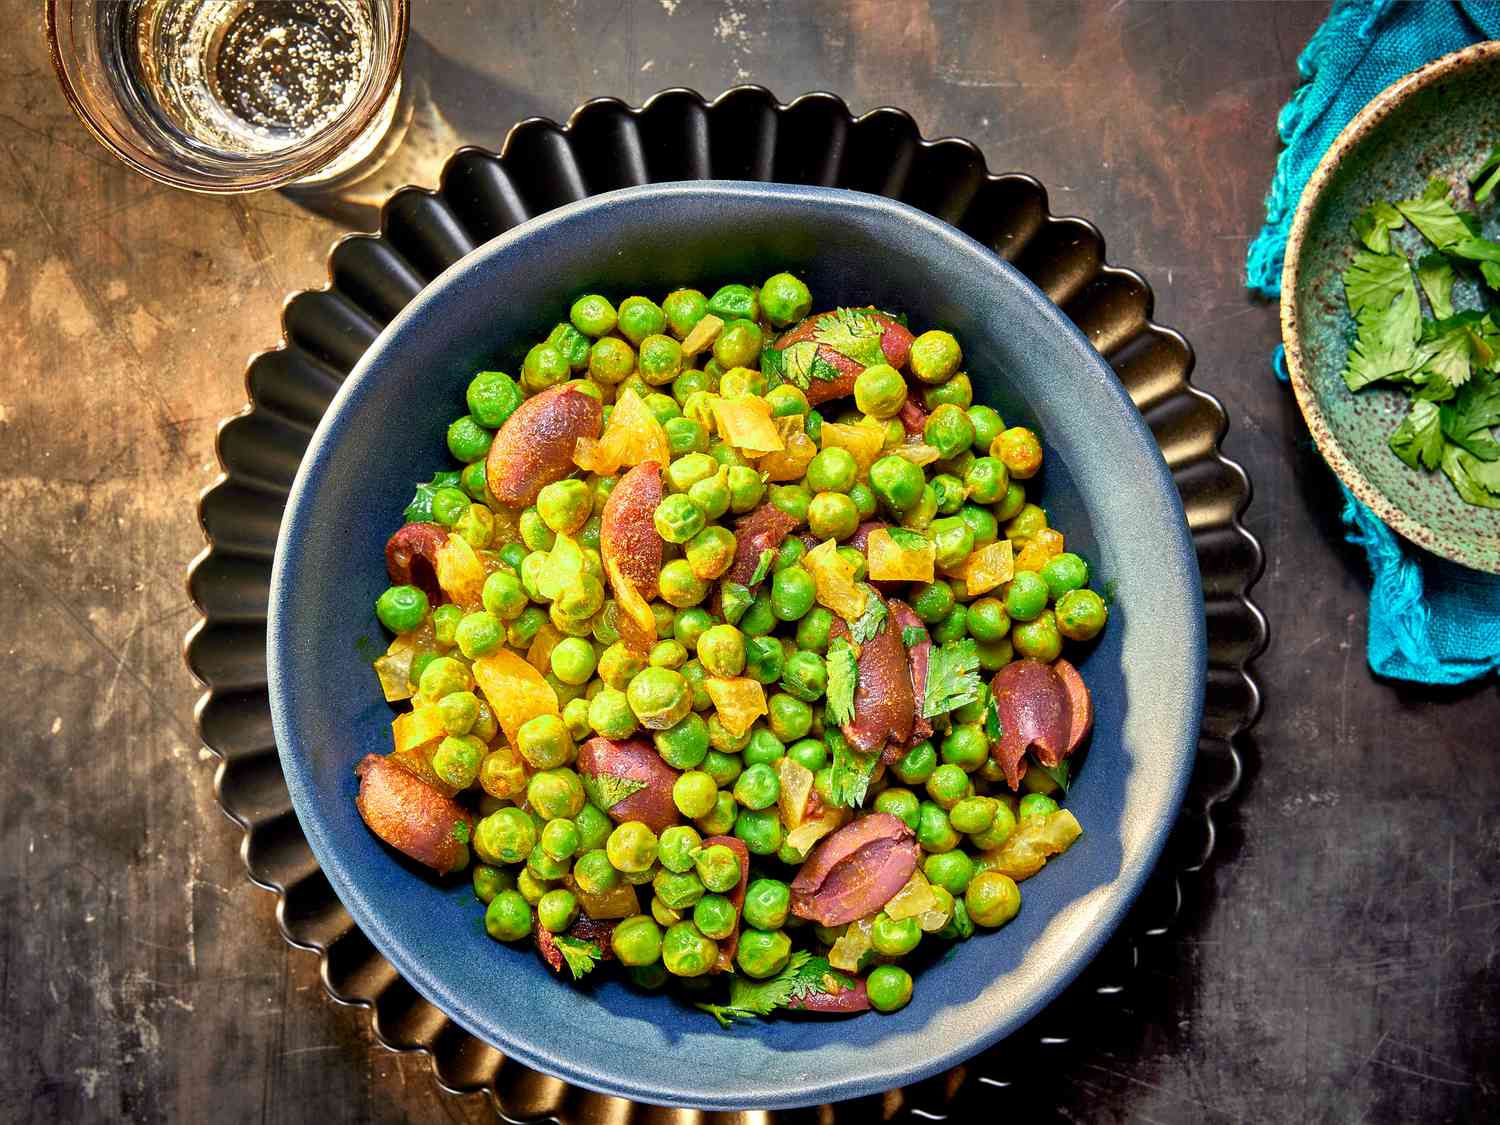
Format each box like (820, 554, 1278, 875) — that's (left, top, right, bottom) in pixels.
(886, 600, 932, 758)
(384, 522, 449, 602)
(577, 736, 681, 832)
(535, 916, 620, 974)
(829, 600, 915, 756)
(725, 503, 800, 587)
(789, 812, 920, 926)
(989, 657, 1093, 789)
(785, 972, 870, 1013)
(485, 385, 603, 507)
(766, 310, 916, 406)
(354, 754, 473, 873)
(601, 461, 664, 602)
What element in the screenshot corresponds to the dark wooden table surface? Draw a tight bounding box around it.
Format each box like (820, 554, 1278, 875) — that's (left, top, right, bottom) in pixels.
(4, 2, 1499, 1122)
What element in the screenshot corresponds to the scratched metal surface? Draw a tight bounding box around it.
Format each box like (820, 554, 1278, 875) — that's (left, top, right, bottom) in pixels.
(1, 2, 1497, 1123)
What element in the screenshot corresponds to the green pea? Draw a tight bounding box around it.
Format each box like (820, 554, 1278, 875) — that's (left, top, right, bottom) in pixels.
(515, 713, 572, 770)
(649, 639, 688, 670)
(1037, 552, 1088, 600)
(966, 871, 1022, 928)
(534, 480, 588, 536)
(626, 666, 692, 730)
(1013, 609, 1063, 662)
(533, 887, 577, 933)
(785, 608, 831, 656)
(518, 508, 555, 552)
(714, 319, 763, 369)
(665, 414, 709, 456)
(993, 426, 1043, 480)
(638, 333, 684, 385)
(476, 808, 536, 865)
(666, 452, 715, 493)
(706, 283, 759, 323)
(765, 383, 809, 418)
(743, 634, 785, 684)
(429, 603, 463, 650)
(853, 363, 908, 419)
(958, 503, 998, 547)
(734, 807, 784, 855)
(993, 480, 1027, 522)
(969, 800, 1017, 849)
(1056, 587, 1108, 641)
(807, 492, 860, 541)
(687, 624, 740, 680)
(561, 695, 591, 740)
(927, 516, 974, 572)
(659, 559, 708, 608)
(949, 795, 999, 835)
(805, 446, 858, 494)
(701, 747, 742, 787)
(769, 483, 812, 527)
(652, 494, 705, 545)
(787, 737, 827, 772)
(910, 580, 955, 625)
(925, 473, 962, 515)
(953, 457, 1004, 508)
(774, 536, 807, 575)
(663, 288, 709, 337)
(743, 727, 785, 767)
(418, 655, 472, 700)
(484, 890, 533, 942)
(966, 597, 1010, 643)
(467, 370, 523, 428)
(767, 693, 813, 742)
(891, 741, 936, 786)
(606, 821, 659, 874)
(472, 700, 500, 744)
(653, 867, 707, 911)
(740, 590, 777, 637)
(688, 893, 735, 940)
(514, 868, 549, 905)
(966, 404, 1005, 451)
(436, 690, 480, 736)
(447, 414, 494, 463)
(471, 864, 510, 905)
(909, 330, 962, 384)
(867, 964, 914, 1013)
(375, 584, 428, 634)
(871, 911, 923, 956)
(923, 372, 972, 410)
(733, 762, 781, 810)
(657, 825, 703, 875)
(432, 734, 484, 790)
(719, 365, 768, 398)
(869, 455, 925, 513)
(923, 404, 975, 460)
(498, 540, 528, 572)
(696, 790, 738, 836)
(1018, 792, 1061, 820)
(475, 571, 522, 624)
(427, 486, 466, 528)
(611, 295, 662, 345)
(588, 337, 636, 384)
(587, 687, 637, 739)
(688, 473, 731, 521)
(760, 272, 811, 326)
(655, 713, 710, 770)
(672, 771, 717, 819)
(736, 880, 788, 933)
(680, 659, 713, 711)
(569, 294, 617, 337)
(780, 650, 827, 703)
(874, 786, 921, 831)
(917, 800, 961, 853)
(544, 636, 593, 686)
(930, 604, 967, 645)
(923, 850, 975, 896)
(520, 343, 570, 394)
(1006, 570, 1050, 622)
(726, 465, 765, 513)
(682, 525, 736, 581)
(687, 843, 735, 893)
(662, 921, 718, 977)
(770, 567, 816, 622)
(527, 768, 586, 820)
(941, 723, 990, 772)
(926, 763, 972, 809)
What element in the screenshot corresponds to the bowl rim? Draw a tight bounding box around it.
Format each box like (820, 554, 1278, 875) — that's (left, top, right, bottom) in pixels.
(267, 180, 1205, 1109)
(1279, 39, 1500, 574)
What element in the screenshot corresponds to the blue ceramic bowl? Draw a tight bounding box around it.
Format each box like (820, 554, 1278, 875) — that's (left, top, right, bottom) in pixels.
(269, 182, 1204, 1110)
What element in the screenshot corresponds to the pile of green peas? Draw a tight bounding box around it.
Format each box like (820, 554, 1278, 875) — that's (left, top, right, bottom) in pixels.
(370, 274, 1108, 1018)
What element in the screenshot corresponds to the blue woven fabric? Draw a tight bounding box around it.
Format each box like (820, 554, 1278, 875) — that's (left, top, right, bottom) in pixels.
(1248, 0, 1500, 685)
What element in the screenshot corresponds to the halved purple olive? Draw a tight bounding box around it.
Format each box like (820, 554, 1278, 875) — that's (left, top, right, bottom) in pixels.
(535, 917, 619, 974)
(829, 602, 915, 757)
(989, 657, 1094, 789)
(485, 384, 602, 507)
(725, 503, 800, 587)
(786, 975, 870, 1013)
(601, 461, 664, 603)
(384, 522, 449, 602)
(577, 736, 681, 833)
(886, 600, 932, 757)
(354, 754, 473, 873)
(767, 310, 916, 407)
(789, 813, 920, 926)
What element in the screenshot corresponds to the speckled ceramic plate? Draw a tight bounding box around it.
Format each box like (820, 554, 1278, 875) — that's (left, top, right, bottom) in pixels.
(185, 86, 1266, 1120)
(1282, 40, 1500, 573)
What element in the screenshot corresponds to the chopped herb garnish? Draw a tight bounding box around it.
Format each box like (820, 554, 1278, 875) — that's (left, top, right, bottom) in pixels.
(827, 729, 879, 808)
(581, 772, 648, 812)
(749, 548, 776, 587)
(697, 951, 820, 1026)
(920, 638, 983, 719)
(983, 694, 1002, 743)
(901, 625, 925, 648)
(554, 935, 601, 981)
(825, 638, 858, 727)
(1033, 759, 1070, 794)
(849, 584, 887, 643)
(403, 470, 462, 523)
(1472, 147, 1500, 204)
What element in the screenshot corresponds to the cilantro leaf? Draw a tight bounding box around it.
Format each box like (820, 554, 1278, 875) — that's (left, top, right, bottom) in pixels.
(1342, 266, 1421, 391)
(451, 818, 471, 845)
(776, 339, 820, 390)
(1413, 318, 1477, 390)
(849, 585, 887, 644)
(403, 471, 462, 523)
(1389, 399, 1445, 471)
(1395, 179, 1474, 248)
(921, 638, 983, 719)
(813, 309, 886, 368)
(1472, 147, 1500, 204)
(1416, 253, 1456, 319)
(827, 729, 879, 808)
(825, 638, 858, 727)
(1352, 199, 1405, 253)
(581, 772, 648, 812)
(1033, 759, 1070, 795)
(749, 548, 776, 587)
(983, 694, 1002, 742)
(1440, 368, 1500, 460)
(760, 344, 784, 386)
(1483, 261, 1500, 291)
(1344, 249, 1419, 319)
(553, 935, 601, 981)
(1441, 443, 1500, 508)
(720, 581, 753, 625)
(696, 950, 815, 1026)
(901, 625, 926, 648)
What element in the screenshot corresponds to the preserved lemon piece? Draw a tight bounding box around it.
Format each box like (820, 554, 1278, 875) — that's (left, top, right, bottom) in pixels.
(978, 809, 1082, 882)
(472, 648, 560, 748)
(713, 395, 785, 455)
(866, 527, 936, 583)
(946, 538, 1015, 597)
(803, 538, 868, 622)
(704, 676, 769, 737)
(574, 388, 670, 475)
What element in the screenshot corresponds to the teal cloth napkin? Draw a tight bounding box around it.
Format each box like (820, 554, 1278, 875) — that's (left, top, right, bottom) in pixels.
(1248, 0, 1500, 685)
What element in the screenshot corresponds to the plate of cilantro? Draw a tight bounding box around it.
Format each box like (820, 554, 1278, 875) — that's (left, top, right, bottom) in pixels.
(1283, 40, 1500, 573)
